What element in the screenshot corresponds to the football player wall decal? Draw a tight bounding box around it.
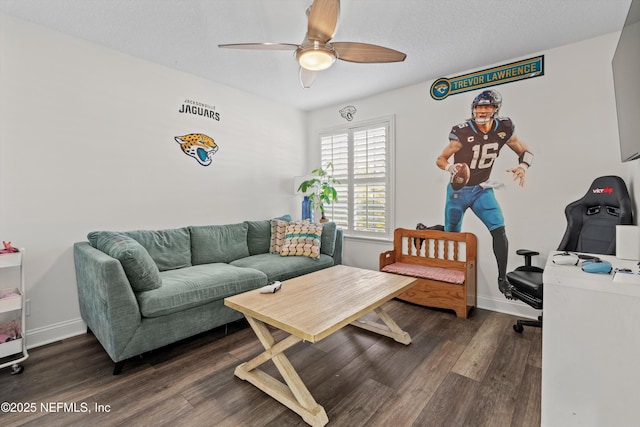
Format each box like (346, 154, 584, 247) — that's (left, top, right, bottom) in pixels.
(435, 89, 534, 299)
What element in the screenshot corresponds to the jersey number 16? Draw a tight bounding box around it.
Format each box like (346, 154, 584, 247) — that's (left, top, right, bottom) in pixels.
(470, 142, 499, 170)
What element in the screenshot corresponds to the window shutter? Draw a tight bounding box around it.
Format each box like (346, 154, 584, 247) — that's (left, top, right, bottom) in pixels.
(321, 133, 349, 230)
(353, 126, 387, 234)
(320, 117, 394, 239)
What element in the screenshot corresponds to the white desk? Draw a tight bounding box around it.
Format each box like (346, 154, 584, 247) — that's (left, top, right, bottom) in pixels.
(542, 252, 640, 427)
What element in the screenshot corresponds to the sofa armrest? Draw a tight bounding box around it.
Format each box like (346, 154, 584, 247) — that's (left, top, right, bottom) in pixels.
(333, 228, 344, 265)
(73, 242, 141, 362)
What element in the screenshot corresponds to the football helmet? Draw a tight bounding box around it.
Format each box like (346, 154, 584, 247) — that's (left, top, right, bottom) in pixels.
(471, 90, 502, 124)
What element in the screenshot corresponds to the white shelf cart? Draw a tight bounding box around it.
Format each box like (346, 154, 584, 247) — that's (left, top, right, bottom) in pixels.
(0, 249, 28, 374)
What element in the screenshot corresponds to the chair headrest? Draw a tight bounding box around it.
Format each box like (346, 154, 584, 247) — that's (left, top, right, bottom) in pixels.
(580, 175, 631, 209)
(557, 175, 633, 254)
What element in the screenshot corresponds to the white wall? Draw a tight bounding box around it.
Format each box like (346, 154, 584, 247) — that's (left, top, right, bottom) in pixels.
(0, 14, 307, 347)
(1, 12, 634, 346)
(308, 32, 627, 317)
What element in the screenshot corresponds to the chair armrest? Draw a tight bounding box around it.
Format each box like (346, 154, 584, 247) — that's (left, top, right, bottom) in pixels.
(516, 249, 540, 257)
(516, 249, 540, 267)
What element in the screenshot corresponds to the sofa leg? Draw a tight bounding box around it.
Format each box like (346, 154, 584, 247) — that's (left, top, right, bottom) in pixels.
(113, 361, 125, 375)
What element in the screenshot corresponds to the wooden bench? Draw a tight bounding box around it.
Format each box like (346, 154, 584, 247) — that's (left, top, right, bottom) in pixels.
(379, 228, 477, 318)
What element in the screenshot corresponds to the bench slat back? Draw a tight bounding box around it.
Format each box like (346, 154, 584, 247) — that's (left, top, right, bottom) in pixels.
(394, 228, 477, 271)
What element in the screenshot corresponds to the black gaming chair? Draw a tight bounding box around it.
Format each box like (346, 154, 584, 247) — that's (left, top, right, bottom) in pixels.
(507, 175, 633, 333)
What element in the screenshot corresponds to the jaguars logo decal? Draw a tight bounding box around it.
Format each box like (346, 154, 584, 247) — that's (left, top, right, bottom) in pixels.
(339, 105, 357, 121)
(175, 133, 218, 166)
(430, 78, 451, 100)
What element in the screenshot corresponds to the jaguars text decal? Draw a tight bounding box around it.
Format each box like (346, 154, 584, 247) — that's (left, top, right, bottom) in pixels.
(178, 99, 221, 121)
(175, 133, 218, 166)
(430, 55, 544, 100)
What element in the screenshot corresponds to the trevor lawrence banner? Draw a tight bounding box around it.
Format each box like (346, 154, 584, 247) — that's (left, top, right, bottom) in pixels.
(430, 55, 544, 100)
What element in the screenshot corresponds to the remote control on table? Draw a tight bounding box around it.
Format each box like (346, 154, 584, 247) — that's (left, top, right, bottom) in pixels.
(260, 281, 282, 294)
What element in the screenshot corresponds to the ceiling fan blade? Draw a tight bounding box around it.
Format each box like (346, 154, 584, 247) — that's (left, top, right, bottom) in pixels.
(300, 67, 318, 88)
(332, 42, 407, 63)
(218, 43, 298, 51)
(307, 0, 340, 43)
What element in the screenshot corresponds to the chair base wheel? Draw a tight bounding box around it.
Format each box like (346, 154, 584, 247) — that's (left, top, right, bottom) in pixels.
(513, 316, 542, 333)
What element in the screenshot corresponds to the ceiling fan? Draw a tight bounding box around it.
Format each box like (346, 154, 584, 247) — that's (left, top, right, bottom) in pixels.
(218, 0, 407, 88)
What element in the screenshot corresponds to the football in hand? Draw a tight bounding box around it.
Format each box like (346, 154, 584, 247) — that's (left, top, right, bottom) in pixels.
(450, 163, 470, 190)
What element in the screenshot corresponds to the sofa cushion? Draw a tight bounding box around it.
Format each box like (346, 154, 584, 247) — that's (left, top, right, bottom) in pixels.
(124, 228, 192, 271)
(245, 220, 271, 255)
(381, 262, 465, 284)
(190, 222, 250, 264)
(280, 221, 323, 259)
(90, 231, 162, 292)
(137, 263, 267, 317)
(320, 221, 337, 257)
(246, 214, 292, 255)
(230, 253, 334, 282)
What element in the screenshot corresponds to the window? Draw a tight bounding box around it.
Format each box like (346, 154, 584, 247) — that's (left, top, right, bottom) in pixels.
(320, 116, 395, 240)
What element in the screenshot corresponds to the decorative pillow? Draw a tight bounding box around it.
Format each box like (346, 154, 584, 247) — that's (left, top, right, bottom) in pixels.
(270, 219, 290, 253)
(280, 222, 323, 259)
(91, 231, 162, 292)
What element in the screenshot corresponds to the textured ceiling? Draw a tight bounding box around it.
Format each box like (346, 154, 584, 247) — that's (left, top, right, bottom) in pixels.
(0, 0, 632, 110)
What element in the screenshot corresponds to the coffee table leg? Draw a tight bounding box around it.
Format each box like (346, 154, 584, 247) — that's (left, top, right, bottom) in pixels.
(234, 315, 329, 427)
(351, 306, 412, 345)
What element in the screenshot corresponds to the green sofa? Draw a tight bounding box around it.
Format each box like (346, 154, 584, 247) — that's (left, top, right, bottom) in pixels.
(73, 217, 343, 374)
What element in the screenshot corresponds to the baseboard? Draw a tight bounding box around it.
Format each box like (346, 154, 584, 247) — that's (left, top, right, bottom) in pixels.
(477, 295, 542, 319)
(22, 300, 537, 350)
(24, 317, 87, 349)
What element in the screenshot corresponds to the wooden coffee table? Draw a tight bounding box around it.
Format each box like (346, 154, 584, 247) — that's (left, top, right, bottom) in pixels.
(224, 264, 417, 426)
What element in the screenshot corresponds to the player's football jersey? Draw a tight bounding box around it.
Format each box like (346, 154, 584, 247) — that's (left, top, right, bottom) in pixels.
(449, 117, 515, 186)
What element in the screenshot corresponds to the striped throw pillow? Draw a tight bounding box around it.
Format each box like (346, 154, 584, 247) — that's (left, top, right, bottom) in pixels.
(280, 222, 323, 259)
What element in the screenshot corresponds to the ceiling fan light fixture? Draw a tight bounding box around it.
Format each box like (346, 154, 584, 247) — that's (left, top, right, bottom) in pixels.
(296, 43, 336, 71)
(221, 0, 406, 88)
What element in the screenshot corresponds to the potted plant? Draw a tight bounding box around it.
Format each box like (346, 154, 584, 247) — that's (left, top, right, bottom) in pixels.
(297, 163, 340, 223)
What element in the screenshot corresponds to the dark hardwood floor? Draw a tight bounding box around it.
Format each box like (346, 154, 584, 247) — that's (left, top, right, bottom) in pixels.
(0, 300, 541, 427)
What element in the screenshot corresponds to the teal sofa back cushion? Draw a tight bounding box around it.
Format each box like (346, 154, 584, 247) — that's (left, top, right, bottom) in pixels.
(190, 222, 250, 264)
(88, 231, 162, 292)
(124, 228, 192, 271)
(320, 222, 337, 257)
(245, 220, 271, 255)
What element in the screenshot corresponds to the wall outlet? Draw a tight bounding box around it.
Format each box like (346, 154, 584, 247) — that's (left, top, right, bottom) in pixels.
(25, 299, 31, 316)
